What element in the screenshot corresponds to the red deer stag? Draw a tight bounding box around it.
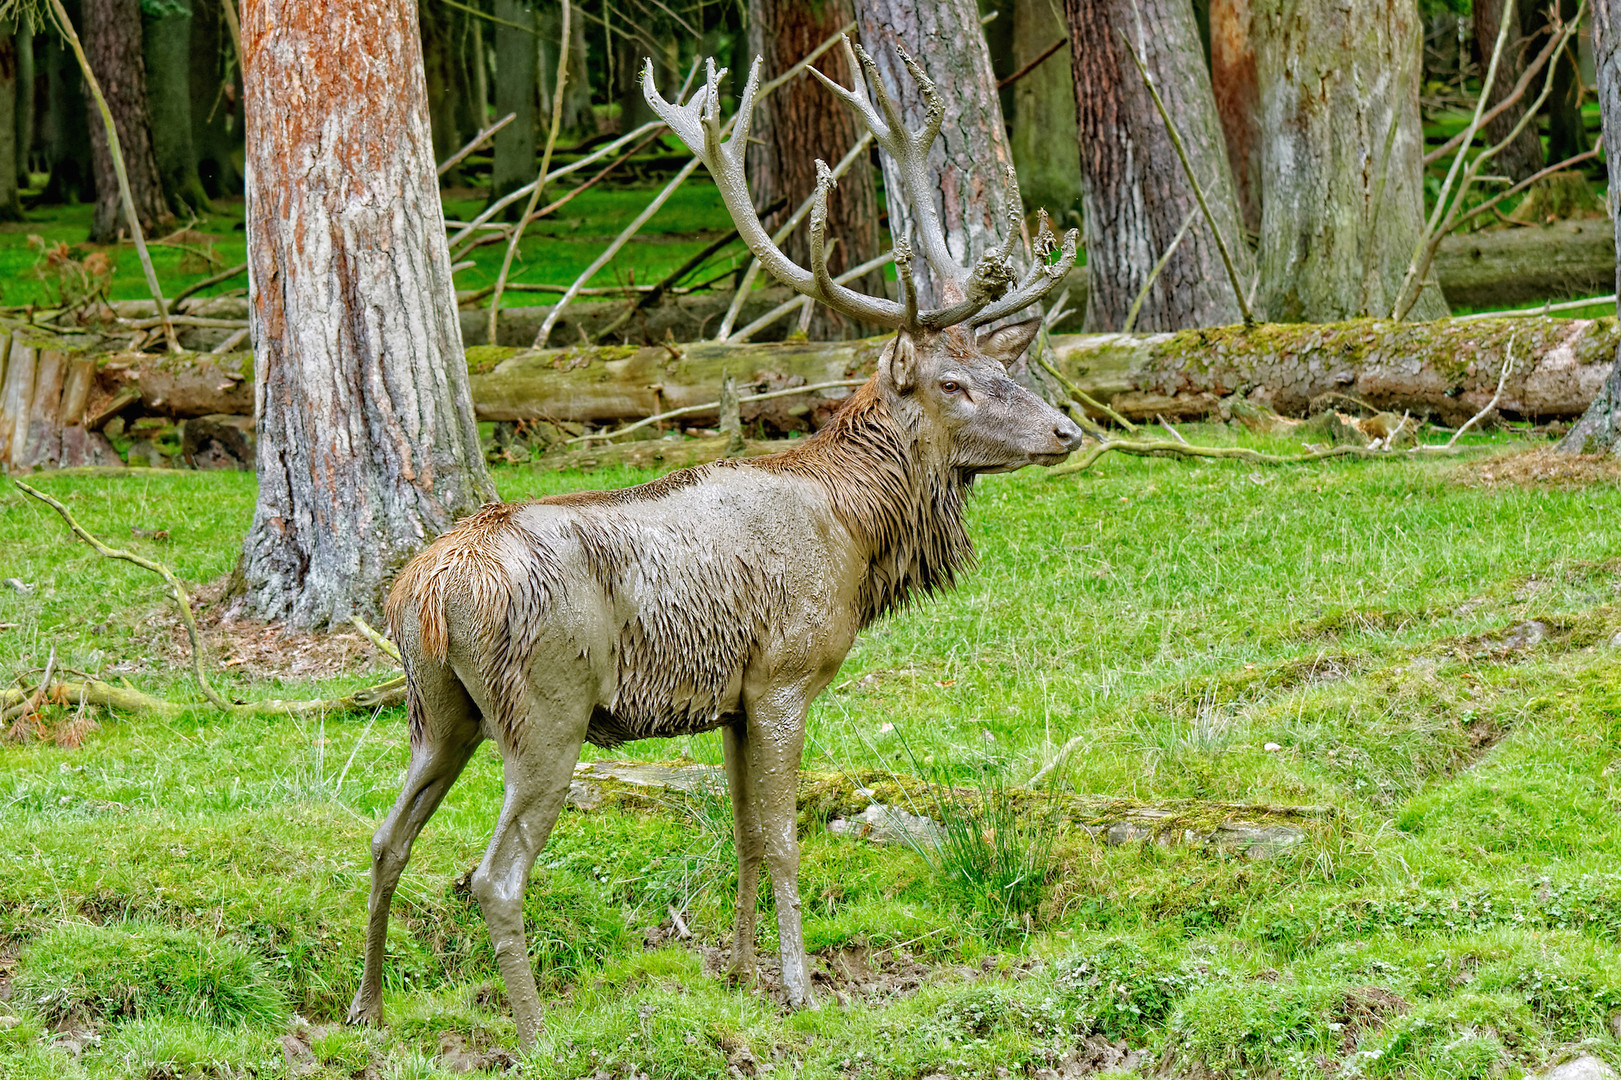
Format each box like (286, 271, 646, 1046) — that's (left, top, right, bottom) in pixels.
(347, 36, 1080, 1046)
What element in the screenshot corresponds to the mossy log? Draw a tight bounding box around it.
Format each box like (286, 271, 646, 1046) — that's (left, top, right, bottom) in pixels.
(467, 317, 1616, 430)
(566, 759, 1332, 860)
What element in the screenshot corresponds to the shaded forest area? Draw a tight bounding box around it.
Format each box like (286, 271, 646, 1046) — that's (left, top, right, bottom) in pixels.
(0, 0, 1609, 318)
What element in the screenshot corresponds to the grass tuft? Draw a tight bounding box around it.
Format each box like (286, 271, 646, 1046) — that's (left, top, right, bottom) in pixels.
(14, 921, 286, 1028)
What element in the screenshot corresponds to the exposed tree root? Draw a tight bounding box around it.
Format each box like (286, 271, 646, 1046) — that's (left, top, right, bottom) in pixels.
(10, 479, 405, 722)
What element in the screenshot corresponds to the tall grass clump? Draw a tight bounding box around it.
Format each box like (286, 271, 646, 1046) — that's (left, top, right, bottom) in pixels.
(14, 922, 285, 1028)
(896, 737, 1060, 931)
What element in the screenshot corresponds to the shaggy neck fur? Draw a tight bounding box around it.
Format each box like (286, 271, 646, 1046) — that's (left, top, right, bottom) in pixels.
(740, 380, 976, 625)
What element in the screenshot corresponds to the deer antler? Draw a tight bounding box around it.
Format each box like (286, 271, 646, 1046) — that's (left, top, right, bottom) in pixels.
(643, 40, 1078, 333)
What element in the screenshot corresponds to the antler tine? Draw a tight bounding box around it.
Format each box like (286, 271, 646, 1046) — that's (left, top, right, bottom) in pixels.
(646, 56, 905, 330)
(808, 37, 891, 141)
(967, 226, 1080, 328)
(809, 159, 909, 330)
(641, 58, 710, 161)
(893, 238, 919, 331)
(843, 41, 961, 295)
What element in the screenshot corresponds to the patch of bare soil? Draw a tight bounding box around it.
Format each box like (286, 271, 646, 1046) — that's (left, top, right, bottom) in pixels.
(691, 940, 955, 1008)
(150, 580, 395, 682)
(1451, 448, 1621, 490)
(1330, 985, 1410, 1052)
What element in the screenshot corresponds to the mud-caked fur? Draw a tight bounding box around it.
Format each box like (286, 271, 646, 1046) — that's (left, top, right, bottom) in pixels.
(346, 322, 1083, 1045)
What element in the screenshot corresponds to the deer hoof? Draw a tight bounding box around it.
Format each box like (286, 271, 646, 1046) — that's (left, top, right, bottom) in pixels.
(345, 995, 381, 1028)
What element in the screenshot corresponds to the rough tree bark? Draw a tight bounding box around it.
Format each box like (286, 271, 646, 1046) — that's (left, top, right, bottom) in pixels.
(489, 0, 536, 206)
(1009, 0, 1083, 223)
(237, 0, 497, 628)
(143, 0, 210, 213)
(1253, 0, 1448, 323)
(0, 21, 22, 222)
(1064, 0, 1253, 331)
(13, 23, 31, 191)
(82, 0, 169, 243)
(1475, 0, 1545, 183)
(1561, 0, 1621, 454)
(851, 0, 1023, 310)
(1209, 0, 1261, 235)
(748, 0, 884, 340)
(190, 0, 242, 198)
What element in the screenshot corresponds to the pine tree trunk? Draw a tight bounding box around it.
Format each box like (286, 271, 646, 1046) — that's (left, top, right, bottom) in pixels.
(189, 0, 242, 198)
(40, 23, 95, 205)
(1474, 0, 1544, 183)
(748, 0, 884, 340)
(1210, 0, 1261, 235)
(489, 0, 536, 206)
(143, 0, 209, 214)
(851, 0, 1022, 310)
(1009, 0, 1083, 223)
(1064, 0, 1253, 331)
(0, 22, 21, 222)
(1254, 0, 1448, 323)
(237, 0, 497, 628)
(82, 0, 170, 243)
(1561, 0, 1621, 454)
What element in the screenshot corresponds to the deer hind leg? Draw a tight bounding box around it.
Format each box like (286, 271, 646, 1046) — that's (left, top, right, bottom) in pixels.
(469, 685, 590, 1050)
(721, 720, 765, 983)
(348, 662, 483, 1028)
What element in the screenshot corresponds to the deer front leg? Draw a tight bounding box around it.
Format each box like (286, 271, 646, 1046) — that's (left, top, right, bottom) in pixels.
(721, 720, 764, 983)
(743, 685, 815, 1008)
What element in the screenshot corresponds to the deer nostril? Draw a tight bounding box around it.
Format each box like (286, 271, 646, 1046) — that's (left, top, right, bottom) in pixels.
(1055, 418, 1083, 448)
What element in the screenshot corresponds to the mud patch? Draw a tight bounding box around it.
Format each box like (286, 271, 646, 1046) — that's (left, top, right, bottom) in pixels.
(695, 942, 964, 1008)
(1450, 449, 1621, 490)
(1330, 985, 1410, 1051)
(436, 1030, 518, 1074)
(1029, 1033, 1142, 1077)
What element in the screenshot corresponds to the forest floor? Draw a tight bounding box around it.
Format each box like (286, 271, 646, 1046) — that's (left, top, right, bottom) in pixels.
(0, 426, 1619, 1079)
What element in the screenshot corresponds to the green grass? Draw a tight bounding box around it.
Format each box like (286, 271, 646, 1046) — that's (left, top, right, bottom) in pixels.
(1, 430, 1620, 1077)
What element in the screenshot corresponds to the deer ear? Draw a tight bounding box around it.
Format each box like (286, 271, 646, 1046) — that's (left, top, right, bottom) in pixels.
(881, 331, 918, 391)
(977, 318, 1043, 368)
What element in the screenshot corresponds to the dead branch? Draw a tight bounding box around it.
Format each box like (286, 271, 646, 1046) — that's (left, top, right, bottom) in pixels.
(437, 112, 517, 177)
(1035, 352, 1138, 433)
(11, 479, 406, 719)
(1393, 0, 1585, 321)
(351, 616, 402, 664)
(569, 379, 867, 445)
(169, 263, 249, 313)
(489, 1, 573, 347)
(727, 251, 896, 344)
(997, 39, 1066, 91)
(1457, 293, 1616, 322)
(47, 0, 179, 352)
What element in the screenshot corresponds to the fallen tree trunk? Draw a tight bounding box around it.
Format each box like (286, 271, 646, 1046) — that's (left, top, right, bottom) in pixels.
(466, 317, 1615, 429)
(1432, 219, 1614, 310)
(8, 315, 1616, 473)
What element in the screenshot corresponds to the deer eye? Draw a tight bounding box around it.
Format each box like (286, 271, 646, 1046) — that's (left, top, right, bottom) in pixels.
(940, 379, 962, 394)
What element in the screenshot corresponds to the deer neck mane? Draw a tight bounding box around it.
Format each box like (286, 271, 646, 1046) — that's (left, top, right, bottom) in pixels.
(750, 381, 975, 625)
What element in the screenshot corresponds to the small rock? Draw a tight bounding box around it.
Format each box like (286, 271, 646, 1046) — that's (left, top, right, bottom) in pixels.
(0, 1014, 20, 1030)
(1536, 1055, 1618, 1080)
(1264, 742, 1283, 752)
(1611, 1009, 1621, 1040)
(1608, 631, 1621, 649)
(828, 803, 944, 848)
(1500, 620, 1549, 651)
(3, 578, 34, 594)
